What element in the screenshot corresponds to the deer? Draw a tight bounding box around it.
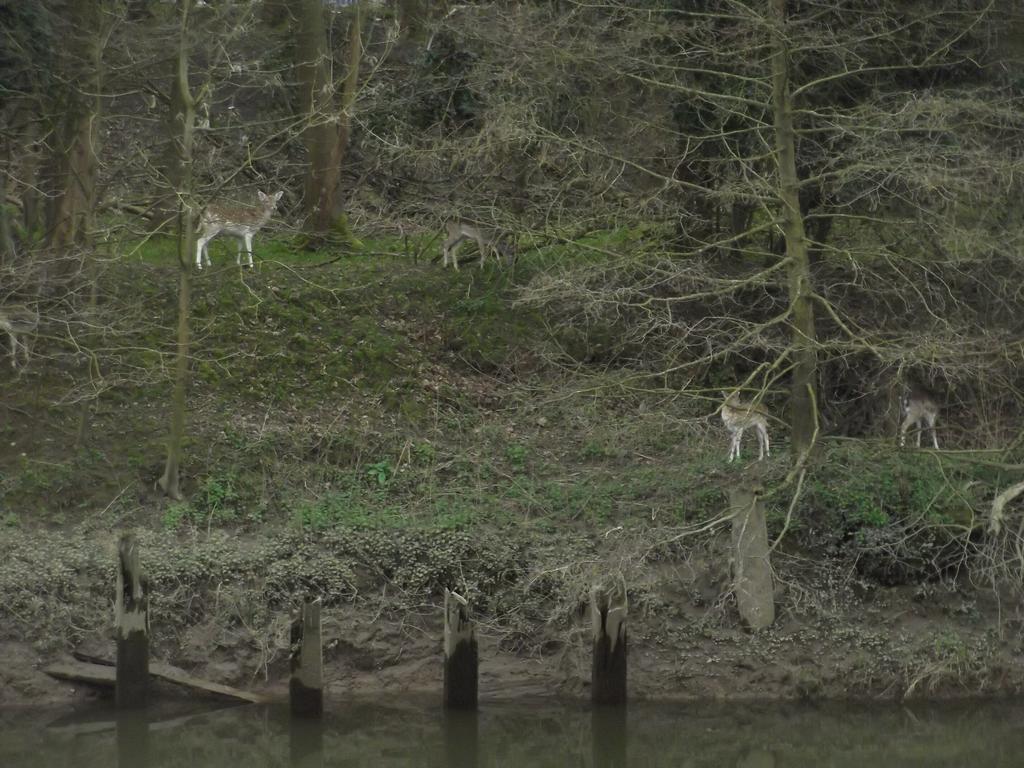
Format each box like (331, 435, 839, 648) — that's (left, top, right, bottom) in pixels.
(0, 306, 39, 370)
(441, 220, 515, 271)
(195, 190, 283, 270)
(720, 391, 771, 462)
(899, 386, 940, 449)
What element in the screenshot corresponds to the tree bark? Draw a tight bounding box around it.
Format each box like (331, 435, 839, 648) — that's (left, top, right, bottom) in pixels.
(728, 482, 775, 630)
(44, 0, 103, 259)
(770, 0, 818, 459)
(0, 148, 14, 263)
(158, 0, 196, 501)
(297, 0, 340, 234)
(333, 1, 363, 180)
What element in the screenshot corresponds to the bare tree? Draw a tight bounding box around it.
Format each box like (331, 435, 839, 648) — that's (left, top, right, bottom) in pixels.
(158, 0, 198, 500)
(296, 0, 368, 238)
(769, 0, 816, 457)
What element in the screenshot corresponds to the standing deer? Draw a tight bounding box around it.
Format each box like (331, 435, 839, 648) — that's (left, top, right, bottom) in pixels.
(720, 391, 771, 461)
(899, 387, 940, 449)
(195, 190, 283, 270)
(0, 306, 39, 370)
(441, 220, 515, 270)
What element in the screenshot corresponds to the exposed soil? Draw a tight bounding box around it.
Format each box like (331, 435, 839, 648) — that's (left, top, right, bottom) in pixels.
(1, 260, 1021, 710)
(2, 531, 1022, 709)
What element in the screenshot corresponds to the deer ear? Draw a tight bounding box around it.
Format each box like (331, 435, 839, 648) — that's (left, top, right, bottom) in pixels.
(258, 191, 268, 202)
(274, 191, 283, 201)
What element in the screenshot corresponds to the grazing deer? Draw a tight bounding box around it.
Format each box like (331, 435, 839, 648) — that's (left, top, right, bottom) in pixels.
(441, 220, 515, 270)
(0, 306, 39, 370)
(899, 388, 940, 449)
(720, 391, 771, 462)
(195, 190, 283, 270)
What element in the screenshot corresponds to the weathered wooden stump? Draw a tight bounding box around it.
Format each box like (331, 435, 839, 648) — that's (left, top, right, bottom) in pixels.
(290, 598, 324, 718)
(729, 482, 775, 630)
(443, 589, 478, 710)
(115, 533, 149, 709)
(590, 582, 627, 706)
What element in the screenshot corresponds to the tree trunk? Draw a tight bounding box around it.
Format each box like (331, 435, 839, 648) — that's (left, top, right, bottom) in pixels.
(333, 1, 363, 179)
(158, 0, 197, 501)
(297, 0, 340, 234)
(0, 148, 14, 263)
(728, 482, 775, 630)
(770, 0, 818, 459)
(44, 0, 103, 261)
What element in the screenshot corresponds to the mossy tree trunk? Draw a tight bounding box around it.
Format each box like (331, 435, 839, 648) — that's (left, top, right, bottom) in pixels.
(158, 0, 196, 501)
(297, 0, 340, 235)
(770, 0, 818, 459)
(297, 0, 364, 238)
(333, 1, 363, 187)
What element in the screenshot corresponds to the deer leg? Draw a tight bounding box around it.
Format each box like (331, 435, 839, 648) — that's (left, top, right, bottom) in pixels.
(201, 234, 214, 268)
(6, 331, 16, 369)
(196, 234, 210, 269)
(927, 414, 939, 449)
(899, 413, 915, 447)
(450, 239, 464, 271)
(731, 428, 743, 461)
(442, 234, 461, 269)
(476, 236, 489, 269)
(244, 233, 254, 267)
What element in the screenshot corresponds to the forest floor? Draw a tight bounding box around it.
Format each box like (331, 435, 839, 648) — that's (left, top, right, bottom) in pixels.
(1, 235, 1022, 707)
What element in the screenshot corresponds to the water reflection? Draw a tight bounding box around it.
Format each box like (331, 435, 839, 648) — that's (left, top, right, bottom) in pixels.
(3, 698, 1024, 767)
(289, 716, 324, 768)
(736, 748, 776, 768)
(592, 706, 627, 768)
(116, 709, 150, 768)
(444, 709, 479, 768)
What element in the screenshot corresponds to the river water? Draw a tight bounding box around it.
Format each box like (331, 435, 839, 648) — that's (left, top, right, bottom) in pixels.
(2, 697, 1023, 766)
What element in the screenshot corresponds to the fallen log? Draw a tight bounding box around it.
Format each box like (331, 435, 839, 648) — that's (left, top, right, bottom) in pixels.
(44, 659, 270, 705)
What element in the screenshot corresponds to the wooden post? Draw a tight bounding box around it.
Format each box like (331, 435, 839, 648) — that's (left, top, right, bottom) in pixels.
(443, 589, 478, 710)
(590, 582, 627, 706)
(290, 598, 323, 718)
(729, 482, 775, 630)
(115, 533, 149, 709)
